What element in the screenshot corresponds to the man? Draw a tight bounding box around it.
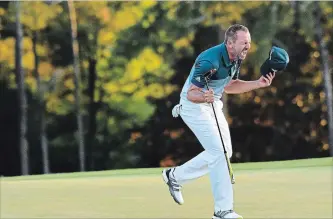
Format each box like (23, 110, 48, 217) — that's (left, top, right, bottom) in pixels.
(162, 24, 276, 219)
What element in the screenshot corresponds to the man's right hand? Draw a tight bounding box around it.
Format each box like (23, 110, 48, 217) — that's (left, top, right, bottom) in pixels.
(204, 88, 214, 103)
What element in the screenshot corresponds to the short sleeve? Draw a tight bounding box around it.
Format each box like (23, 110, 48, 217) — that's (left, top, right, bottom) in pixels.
(191, 60, 215, 88)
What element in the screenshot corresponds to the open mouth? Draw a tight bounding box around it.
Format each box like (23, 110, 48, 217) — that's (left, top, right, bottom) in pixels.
(241, 50, 248, 56)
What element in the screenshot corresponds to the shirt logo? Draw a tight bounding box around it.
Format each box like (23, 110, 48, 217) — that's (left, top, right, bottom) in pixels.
(195, 76, 201, 82)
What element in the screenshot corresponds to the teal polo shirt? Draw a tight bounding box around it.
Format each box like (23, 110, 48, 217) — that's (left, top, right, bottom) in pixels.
(180, 43, 241, 102)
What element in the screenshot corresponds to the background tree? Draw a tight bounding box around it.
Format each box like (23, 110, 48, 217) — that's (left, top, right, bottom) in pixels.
(16, 1, 62, 174)
(67, 0, 85, 171)
(0, 1, 331, 176)
(15, 1, 29, 175)
(313, 1, 333, 156)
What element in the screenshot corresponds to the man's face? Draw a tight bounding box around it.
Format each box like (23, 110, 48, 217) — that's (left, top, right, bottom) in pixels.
(228, 31, 251, 60)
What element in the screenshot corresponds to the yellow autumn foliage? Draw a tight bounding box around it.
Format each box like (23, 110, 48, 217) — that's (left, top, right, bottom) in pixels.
(165, 2, 179, 20)
(109, 93, 125, 103)
(46, 93, 68, 115)
(64, 78, 75, 90)
(146, 83, 167, 99)
(104, 47, 175, 103)
(0, 8, 5, 16)
(122, 48, 163, 82)
(25, 76, 37, 91)
(203, 2, 264, 26)
(6, 2, 62, 31)
(65, 94, 75, 103)
(38, 62, 54, 81)
(0, 37, 42, 71)
(133, 89, 149, 100)
(0, 38, 15, 68)
(174, 37, 191, 50)
(122, 82, 139, 94)
(139, 0, 157, 9)
(98, 29, 116, 45)
(104, 83, 119, 93)
(113, 7, 143, 32)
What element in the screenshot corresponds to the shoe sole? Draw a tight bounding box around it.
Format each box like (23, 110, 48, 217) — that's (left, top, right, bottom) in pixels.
(212, 216, 243, 219)
(162, 169, 183, 205)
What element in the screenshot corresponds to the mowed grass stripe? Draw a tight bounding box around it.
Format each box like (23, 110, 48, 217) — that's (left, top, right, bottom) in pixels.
(2, 157, 332, 181)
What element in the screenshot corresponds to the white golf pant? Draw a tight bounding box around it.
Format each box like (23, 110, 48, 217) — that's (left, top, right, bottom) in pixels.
(173, 99, 233, 212)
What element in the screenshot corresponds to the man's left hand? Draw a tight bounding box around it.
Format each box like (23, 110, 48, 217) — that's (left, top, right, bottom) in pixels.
(257, 72, 275, 88)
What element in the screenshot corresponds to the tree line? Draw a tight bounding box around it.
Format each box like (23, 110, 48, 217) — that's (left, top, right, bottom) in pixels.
(0, 1, 332, 176)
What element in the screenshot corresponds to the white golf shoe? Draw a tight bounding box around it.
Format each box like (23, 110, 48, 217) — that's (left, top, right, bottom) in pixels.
(162, 168, 184, 205)
(212, 210, 243, 219)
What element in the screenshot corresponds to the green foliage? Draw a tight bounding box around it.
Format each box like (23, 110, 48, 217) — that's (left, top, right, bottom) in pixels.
(0, 1, 331, 175)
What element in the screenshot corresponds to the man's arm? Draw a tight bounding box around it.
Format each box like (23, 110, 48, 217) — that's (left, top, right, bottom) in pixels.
(187, 84, 206, 103)
(187, 84, 216, 103)
(187, 60, 216, 103)
(224, 79, 261, 94)
(224, 72, 276, 94)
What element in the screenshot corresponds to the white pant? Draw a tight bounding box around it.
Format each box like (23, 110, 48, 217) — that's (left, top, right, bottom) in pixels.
(173, 99, 234, 212)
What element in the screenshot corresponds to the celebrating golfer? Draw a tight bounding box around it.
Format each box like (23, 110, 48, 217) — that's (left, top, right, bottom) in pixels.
(162, 24, 284, 219)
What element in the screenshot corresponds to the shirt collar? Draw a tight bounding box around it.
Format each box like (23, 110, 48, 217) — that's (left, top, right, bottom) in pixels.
(221, 43, 236, 68)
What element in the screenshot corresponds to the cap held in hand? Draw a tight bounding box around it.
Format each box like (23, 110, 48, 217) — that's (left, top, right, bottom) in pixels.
(260, 46, 289, 77)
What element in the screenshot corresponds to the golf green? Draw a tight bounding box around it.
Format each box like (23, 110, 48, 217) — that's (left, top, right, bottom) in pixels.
(1, 157, 332, 218)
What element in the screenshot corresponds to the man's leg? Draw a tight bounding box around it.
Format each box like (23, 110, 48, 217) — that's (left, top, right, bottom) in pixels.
(210, 100, 242, 219)
(171, 151, 210, 185)
(214, 101, 233, 159)
(172, 101, 234, 212)
(174, 101, 233, 185)
(162, 102, 212, 205)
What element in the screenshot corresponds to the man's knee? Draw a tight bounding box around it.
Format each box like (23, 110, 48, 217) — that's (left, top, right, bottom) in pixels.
(205, 150, 224, 163)
(206, 147, 232, 163)
(206, 143, 231, 156)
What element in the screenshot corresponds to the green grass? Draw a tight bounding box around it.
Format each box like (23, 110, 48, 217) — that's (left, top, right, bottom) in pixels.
(1, 157, 332, 218)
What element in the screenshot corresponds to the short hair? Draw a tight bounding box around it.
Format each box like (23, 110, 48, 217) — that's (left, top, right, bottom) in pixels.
(224, 24, 249, 44)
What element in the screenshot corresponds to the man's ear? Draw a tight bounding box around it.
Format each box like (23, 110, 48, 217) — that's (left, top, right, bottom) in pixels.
(226, 40, 233, 49)
(226, 39, 230, 46)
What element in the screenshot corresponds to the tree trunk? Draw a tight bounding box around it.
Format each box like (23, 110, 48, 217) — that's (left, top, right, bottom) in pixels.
(292, 1, 300, 31)
(313, 2, 333, 156)
(32, 31, 50, 174)
(68, 0, 85, 171)
(15, 1, 29, 175)
(87, 58, 97, 170)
